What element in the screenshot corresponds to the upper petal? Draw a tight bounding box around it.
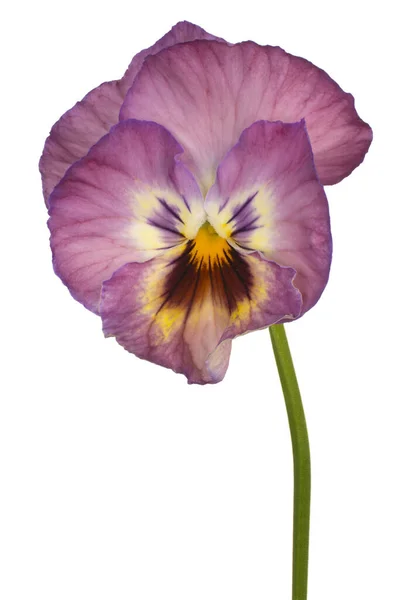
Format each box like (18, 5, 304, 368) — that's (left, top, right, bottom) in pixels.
(121, 40, 372, 190)
(40, 81, 123, 204)
(120, 21, 224, 94)
(39, 21, 223, 205)
(205, 120, 332, 315)
(48, 119, 204, 313)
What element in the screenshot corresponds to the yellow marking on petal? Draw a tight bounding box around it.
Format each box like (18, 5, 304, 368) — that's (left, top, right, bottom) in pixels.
(155, 307, 184, 340)
(230, 298, 251, 323)
(248, 184, 275, 251)
(129, 221, 163, 248)
(229, 257, 269, 325)
(219, 221, 234, 239)
(139, 251, 185, 341)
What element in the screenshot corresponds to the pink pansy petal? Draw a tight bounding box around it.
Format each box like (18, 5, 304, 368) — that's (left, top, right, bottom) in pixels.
(48, 119, 205, 313)
(100, 231, 301, 385)
(40, 81, 123, 204)
(40, 22, 222, 205)
(205, 120, 332, 314)
(120, 21, 224, 94)
(121, 40, 372, 191)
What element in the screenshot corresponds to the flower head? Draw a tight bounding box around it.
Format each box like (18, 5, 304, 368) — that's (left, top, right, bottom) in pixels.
(41, 22, 372, 384)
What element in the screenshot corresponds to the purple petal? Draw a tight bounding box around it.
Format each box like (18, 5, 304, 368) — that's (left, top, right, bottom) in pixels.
(40, 81, 123, 204)
(205, 120, 332, 314)
(121, 40, 372, 190)
(120, 21, 224, 94)
(40, 22, 223, 205)
(100, 227, 301, 385)
(48, 120, 204, 313)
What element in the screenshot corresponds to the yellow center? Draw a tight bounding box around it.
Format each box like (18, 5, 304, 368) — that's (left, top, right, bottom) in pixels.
(192, 222, 229, 266)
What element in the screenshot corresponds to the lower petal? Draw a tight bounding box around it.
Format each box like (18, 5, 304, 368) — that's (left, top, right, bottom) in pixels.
(100, 237, 301, 384)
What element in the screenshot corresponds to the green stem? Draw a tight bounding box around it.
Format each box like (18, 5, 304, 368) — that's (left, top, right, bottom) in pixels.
(269, 324, 311, 600)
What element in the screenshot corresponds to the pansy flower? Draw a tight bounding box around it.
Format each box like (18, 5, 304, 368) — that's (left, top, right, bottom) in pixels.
(40, 21, 372, 384)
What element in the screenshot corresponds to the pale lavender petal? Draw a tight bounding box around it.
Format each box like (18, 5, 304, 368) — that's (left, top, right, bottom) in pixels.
(40, 81, 123, 204)
(48, 120, 204, 313)
(120, 21, 224, 94)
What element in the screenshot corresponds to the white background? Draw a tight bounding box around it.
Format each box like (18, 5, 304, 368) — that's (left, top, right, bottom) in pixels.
(1, 1, 398, 598)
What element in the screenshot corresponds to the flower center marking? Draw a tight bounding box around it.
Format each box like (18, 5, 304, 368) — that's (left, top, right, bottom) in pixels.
(159, 221, 253, 318)
(192, 221, 230, 265)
